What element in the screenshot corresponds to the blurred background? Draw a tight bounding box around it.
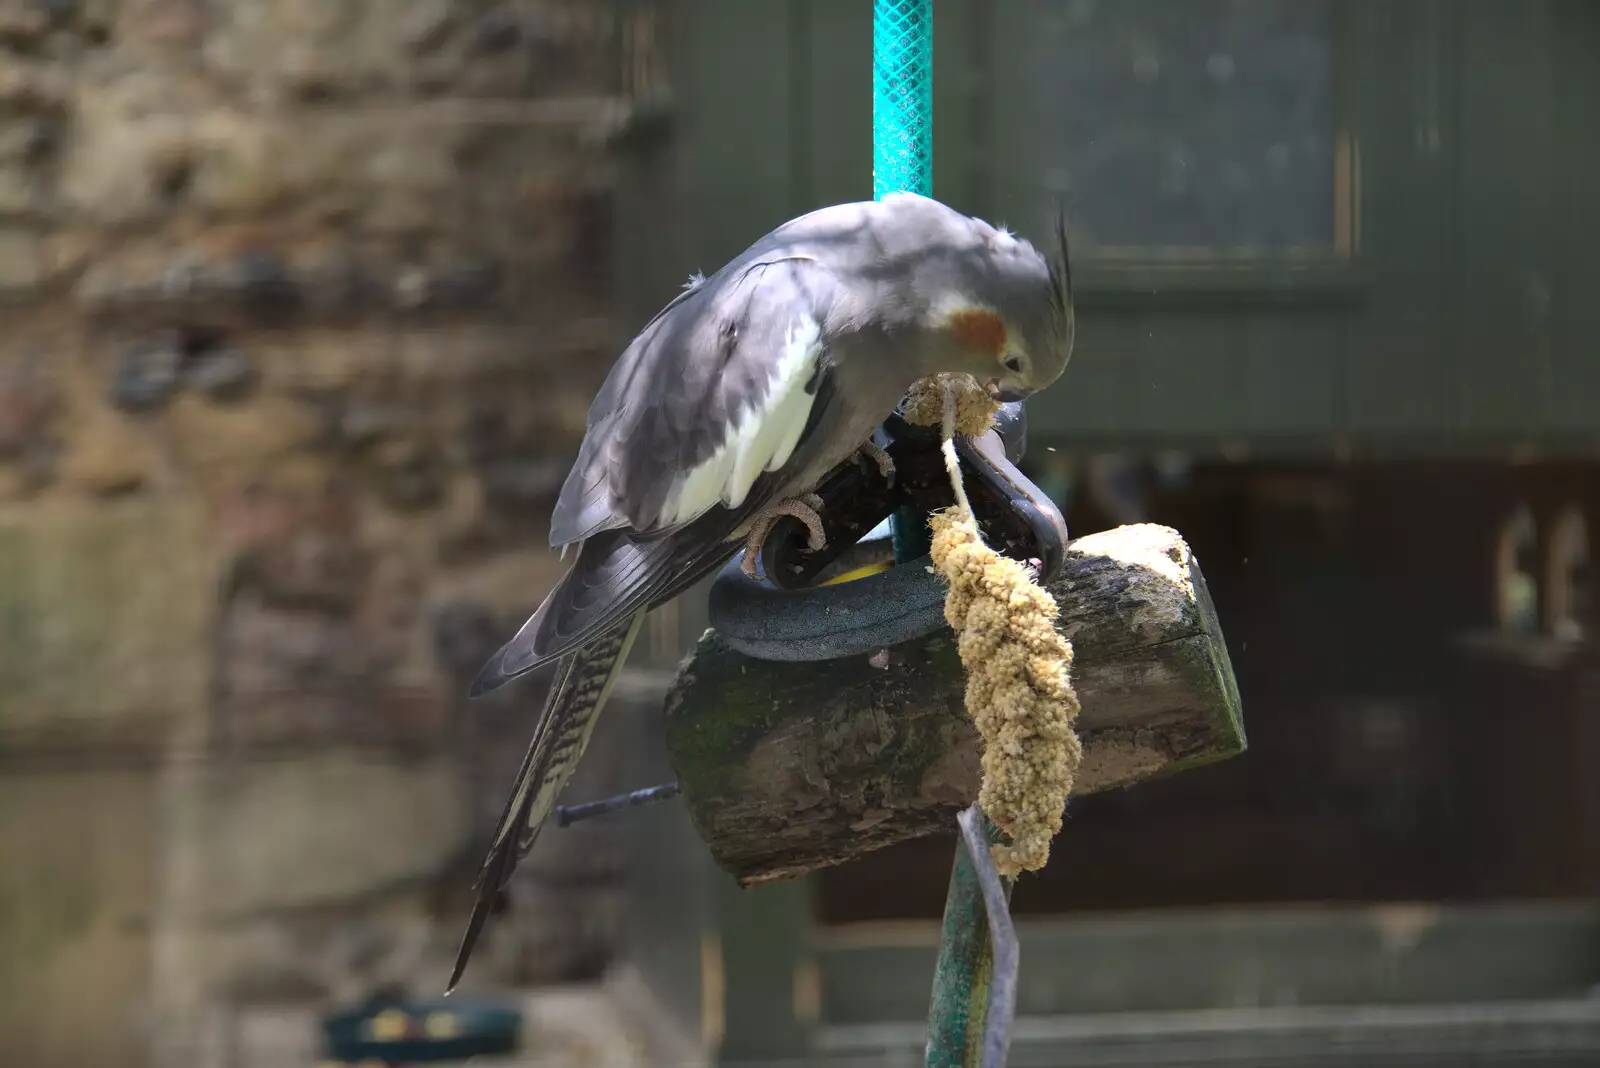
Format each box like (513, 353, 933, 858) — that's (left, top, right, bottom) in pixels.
(2, 1, 1597, 1066)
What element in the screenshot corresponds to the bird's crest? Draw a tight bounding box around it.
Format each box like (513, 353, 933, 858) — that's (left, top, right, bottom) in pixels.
(1042, 204, 1076, 360)
(1046, 205, 1073, 330)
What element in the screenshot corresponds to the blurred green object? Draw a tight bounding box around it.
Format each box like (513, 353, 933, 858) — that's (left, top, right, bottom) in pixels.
(321, 994, 520, 1063)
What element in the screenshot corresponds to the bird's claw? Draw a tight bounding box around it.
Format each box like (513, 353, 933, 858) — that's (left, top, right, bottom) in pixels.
(741, 494, 828, 575)
(855, 439, 896, 487)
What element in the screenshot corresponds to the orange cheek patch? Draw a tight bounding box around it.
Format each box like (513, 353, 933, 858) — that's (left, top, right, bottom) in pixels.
(947, 308, 1007, 356)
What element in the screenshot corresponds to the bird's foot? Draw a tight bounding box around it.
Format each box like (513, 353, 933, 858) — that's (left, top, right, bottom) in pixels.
(855, 439, 896, 486)
(741, 493, 826, 576)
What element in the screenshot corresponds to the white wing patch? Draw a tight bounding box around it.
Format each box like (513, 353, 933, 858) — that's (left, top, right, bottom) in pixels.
(659, 316, 822, 527)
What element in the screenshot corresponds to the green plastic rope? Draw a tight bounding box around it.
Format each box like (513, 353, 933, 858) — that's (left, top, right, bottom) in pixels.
(873, 0, 933, 200)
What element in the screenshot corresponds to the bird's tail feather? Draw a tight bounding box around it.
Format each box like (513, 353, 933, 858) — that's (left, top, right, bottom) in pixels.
(446, 609, 645, 993)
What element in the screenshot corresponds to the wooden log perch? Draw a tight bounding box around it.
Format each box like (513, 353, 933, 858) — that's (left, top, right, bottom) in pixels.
(662, 523, 1246, 886)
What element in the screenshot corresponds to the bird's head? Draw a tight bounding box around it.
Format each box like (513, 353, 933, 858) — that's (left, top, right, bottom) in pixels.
(925, 211, 1075, 403)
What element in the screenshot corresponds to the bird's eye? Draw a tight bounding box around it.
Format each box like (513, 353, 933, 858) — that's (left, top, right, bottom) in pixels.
(1001, 354, 1024, 374)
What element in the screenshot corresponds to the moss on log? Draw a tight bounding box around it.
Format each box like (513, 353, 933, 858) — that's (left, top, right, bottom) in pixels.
(663, 523, 1247, 886)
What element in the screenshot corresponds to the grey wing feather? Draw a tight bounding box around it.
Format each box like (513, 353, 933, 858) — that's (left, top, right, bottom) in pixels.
(447, 610, 645, 994)
(472, 256, 855, 697)
(544, 410, 627, 548)
(544, 277, 708, 547)
(549, 254, 849, 547)
(469, 366, 842, 697)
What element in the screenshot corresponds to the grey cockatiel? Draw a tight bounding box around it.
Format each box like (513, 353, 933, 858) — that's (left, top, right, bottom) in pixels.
(447, 192, 1074, 990)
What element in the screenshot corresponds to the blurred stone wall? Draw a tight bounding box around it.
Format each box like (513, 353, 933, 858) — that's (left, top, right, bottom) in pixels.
(0, 2, 669, 1065)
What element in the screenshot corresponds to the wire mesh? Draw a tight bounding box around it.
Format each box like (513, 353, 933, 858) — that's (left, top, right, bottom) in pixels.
(873, 0, 934, 199)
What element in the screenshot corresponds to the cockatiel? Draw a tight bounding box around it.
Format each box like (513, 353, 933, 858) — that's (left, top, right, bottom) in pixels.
(448, 192, 1074, 990)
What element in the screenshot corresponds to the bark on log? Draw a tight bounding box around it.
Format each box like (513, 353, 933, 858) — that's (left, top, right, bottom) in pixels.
(662, 523, 1246, 886)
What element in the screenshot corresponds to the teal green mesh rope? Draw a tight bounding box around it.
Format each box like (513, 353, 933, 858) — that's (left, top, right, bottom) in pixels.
(873, 0, 933, 200)
(876, 0, 935, 559)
